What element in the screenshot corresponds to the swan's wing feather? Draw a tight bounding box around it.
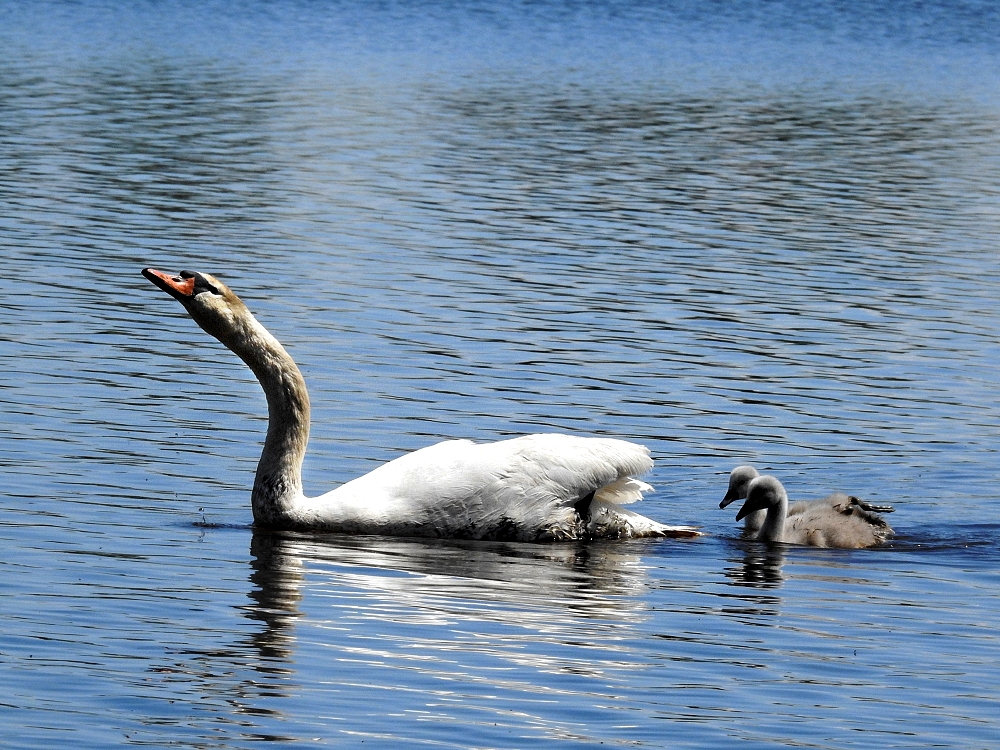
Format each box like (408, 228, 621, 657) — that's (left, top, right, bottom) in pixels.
(594, 476, 653, 505)
(312, 434, 697, 540)
(367, 433, 652, 509)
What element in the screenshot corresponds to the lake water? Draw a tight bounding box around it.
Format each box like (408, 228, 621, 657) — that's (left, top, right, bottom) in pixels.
(2, 0, 1000, 747)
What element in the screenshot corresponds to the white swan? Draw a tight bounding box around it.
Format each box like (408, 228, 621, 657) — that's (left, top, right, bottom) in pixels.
(734, 475, 894, 548)
(142, 268, 701, 542)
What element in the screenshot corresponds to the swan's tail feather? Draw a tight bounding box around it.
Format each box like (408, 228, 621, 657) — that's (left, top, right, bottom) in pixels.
(586, 499, 702, 539)
(655, 523, 703, 538)
(566, 439, 700, 538)
(594, 476, 653, 505)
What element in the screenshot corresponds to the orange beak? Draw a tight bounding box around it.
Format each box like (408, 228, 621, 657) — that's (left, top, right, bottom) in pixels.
(142, 268, 196, 300)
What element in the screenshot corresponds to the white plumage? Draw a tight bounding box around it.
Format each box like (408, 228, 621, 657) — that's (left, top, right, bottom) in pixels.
(296, 434, 665, 539)
(143, 268, 700, 542)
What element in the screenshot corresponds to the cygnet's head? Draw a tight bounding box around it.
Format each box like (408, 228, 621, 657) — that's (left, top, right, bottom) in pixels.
(142, 268, 249, 345)
(735, 475, 787, 521)
(720, 465, 760, 509)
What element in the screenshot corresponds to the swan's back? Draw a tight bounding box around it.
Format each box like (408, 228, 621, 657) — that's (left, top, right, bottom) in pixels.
(298, 434, 699, 541)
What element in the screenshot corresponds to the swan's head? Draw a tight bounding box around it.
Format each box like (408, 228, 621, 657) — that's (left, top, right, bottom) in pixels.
(142, 268, 250, 345)
(720, 465, 759, 509)
(735, 475, 786, 521)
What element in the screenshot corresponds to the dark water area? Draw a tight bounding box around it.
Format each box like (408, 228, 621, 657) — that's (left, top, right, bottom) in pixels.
(2, 1, 1000, 747)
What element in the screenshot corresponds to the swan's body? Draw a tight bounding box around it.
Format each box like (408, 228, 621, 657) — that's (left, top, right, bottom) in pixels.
(142, 268, 700, 541)
(279, 434, 672, 539)
(734, 475, 893, 548)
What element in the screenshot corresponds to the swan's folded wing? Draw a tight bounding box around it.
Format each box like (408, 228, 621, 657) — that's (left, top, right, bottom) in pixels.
(314, 433, 696, 540)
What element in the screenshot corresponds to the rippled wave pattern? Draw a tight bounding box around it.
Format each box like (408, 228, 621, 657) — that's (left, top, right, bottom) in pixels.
(2, 1, 999, 747)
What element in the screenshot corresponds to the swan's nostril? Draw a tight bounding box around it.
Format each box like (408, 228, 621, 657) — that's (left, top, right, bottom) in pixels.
(142, 267, 197, 300)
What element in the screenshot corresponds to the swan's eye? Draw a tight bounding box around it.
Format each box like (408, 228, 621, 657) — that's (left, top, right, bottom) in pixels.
(186, 273, 223, 296)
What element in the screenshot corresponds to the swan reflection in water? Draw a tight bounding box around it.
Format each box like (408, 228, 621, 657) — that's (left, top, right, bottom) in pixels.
(237, 531, 664, 687)
(143, 532, 703, 742)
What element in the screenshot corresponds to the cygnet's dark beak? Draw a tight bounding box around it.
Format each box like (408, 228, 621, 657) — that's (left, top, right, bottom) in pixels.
(143, 268, 196, 301)
(720, 488, 739, 510)
(735, 493, 770, 522)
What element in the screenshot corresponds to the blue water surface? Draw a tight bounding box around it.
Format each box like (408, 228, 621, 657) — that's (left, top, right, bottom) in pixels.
(2, 1, 999, 747)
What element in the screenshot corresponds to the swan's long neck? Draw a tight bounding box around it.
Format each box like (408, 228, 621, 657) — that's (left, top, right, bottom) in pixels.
(758, 495, 788, 543)
(220, 311, 310, 525)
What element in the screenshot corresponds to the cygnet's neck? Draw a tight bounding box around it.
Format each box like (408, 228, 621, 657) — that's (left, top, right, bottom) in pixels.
(758, 497, 788, 542)
(220, 311, 310, 524)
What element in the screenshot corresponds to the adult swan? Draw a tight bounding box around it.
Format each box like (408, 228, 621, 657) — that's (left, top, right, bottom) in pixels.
(142, 269, 699, 542)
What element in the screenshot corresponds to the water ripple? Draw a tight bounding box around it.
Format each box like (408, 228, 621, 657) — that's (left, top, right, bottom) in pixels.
(3, 1, 1000, 747)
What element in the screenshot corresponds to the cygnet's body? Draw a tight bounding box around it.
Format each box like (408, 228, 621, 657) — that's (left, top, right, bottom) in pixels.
(735, 475, 893, 548)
